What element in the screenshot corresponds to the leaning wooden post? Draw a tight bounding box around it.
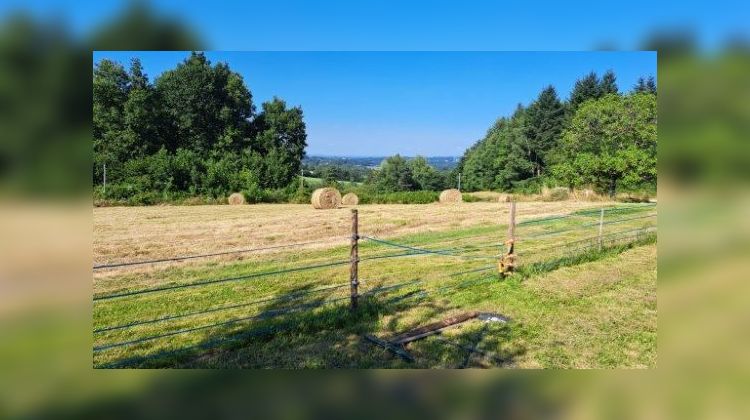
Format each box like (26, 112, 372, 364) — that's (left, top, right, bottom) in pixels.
(499, 201, 517, 276)
(599, 207, 604, 252)
(350, 209, 359, 309)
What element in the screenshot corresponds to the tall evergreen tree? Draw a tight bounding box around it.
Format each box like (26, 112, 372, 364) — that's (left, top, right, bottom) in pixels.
(645, 76, 657, 95)
(524, 85, 565, 177)
(599, 70, 619, 95)
(497, 106, 534, 190)
(570, 72, 600, 109)
(634, 77, 646, 93)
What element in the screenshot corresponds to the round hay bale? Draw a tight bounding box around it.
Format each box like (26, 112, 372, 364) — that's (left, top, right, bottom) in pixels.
(311, 187, 342, 209)
(439, 189, 462, 204)
(341, 192, 359, 206)
(228, 192, 245, 205)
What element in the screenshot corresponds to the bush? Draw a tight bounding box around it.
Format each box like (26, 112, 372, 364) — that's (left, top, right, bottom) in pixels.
(242, 184, 266, 204)
(510, 177, 543, 195)
(242, 185, 289, 204)
(357, 190, 439, 204)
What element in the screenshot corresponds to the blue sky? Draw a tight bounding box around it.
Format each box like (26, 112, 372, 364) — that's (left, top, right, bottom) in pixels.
(6, 1, 749, 50)
(94, 51, 655, 156)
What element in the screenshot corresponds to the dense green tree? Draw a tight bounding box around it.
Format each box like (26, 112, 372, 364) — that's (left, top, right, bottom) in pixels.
(155, 52, 253, 156)
(524, 85, 565, 177)
(409, 156, 446, 190)
(497, 106, 534, 189)
(372, 155, 417, 192)
(551, 93, 657, 195)
(93, 52, 308, 200)
(461, 118, 509, 191)
(459, 104, 536, 192)
(93, 59, 130, 176)
(457, 70, 653, 196)
(252, 98, 307, 188)
(122, 58, 163, 157)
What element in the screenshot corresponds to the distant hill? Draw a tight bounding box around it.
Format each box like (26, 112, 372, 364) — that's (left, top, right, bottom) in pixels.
(303, 155, 459, 170)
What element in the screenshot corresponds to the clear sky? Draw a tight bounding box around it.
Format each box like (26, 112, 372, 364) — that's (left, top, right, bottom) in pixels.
(94, 51, 655, 156)
(6, 1, 750, 50)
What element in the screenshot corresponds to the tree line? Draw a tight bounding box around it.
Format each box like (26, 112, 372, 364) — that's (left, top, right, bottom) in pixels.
(93, 57, 655, 204)
(455, 71, 657, 196)
(93, 52, 307, 203)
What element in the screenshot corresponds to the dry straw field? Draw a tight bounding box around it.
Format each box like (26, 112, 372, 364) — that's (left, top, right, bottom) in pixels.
(94, 201, 609, 268)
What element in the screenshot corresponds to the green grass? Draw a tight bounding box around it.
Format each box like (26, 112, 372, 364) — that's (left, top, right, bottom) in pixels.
(93, 206, 657, 368)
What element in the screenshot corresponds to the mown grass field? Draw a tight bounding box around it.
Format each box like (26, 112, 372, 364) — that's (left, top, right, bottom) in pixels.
(93, 201, 656, 368)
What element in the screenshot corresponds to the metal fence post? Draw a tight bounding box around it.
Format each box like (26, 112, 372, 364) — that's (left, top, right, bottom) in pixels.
(599, 207, 604, 252)
(350, 209, 359, 309)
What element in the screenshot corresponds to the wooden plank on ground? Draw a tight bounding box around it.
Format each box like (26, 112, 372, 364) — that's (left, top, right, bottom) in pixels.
(389, 311, 480, 345)
(364, 334, 415, 362)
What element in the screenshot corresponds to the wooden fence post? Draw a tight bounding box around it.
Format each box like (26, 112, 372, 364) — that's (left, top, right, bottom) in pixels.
(508, 200, 516, 244)
(499, 201, 517, 276)
(350, 209, 359, 309)
(599, 207, 604, 252)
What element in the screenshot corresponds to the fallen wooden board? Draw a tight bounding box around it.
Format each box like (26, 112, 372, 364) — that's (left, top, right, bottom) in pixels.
(389, 311, 480, 345)
(364, 334, 415, 362)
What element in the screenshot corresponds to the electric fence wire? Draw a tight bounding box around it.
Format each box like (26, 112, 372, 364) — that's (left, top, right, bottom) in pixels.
(516, 203, 655, 227)
(514, 212, 656, 241)
(94, 237, 347, 270)
(93, 259, 351, 302)
(361, 236, 498, 261)
(516, 226, 658, 257)
(94, 283, 352, 334)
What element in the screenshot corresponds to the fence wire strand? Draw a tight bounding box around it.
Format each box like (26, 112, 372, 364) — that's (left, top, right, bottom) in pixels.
(361, 236, 498, 260)
(94, 238, 344, 270)
(94, 259, 350, 302)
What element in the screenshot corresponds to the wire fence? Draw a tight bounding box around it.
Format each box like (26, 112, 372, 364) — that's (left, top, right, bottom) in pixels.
(93, 238, 347, 270)
(93, 202, 657, 368)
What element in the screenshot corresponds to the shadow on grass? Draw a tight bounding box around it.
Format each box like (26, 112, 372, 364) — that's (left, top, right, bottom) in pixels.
(98, 273, 529, 368)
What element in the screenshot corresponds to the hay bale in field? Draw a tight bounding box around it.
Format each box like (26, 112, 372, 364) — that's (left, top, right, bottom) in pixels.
(228, 192, 246, 205)
(341, 192, 359, 206)
(311, 187, 342, 209)
(439, 189, 462, 204)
